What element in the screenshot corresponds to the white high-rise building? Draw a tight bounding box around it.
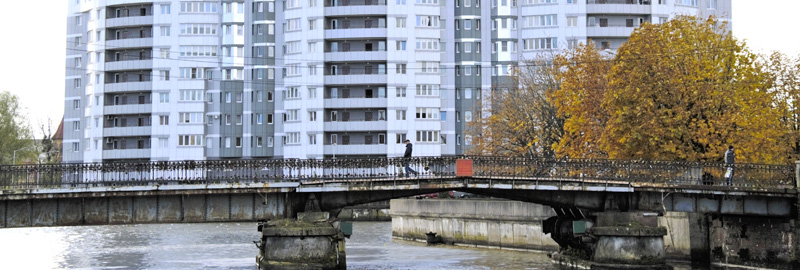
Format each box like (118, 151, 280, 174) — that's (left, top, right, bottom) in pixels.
(63, 0, 731, 163)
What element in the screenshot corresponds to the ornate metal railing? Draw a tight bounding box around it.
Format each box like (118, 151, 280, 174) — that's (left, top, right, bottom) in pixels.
(0, 157, 795, 191)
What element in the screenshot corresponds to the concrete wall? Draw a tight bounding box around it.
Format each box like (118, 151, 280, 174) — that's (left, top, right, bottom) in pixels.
(390, 199, 559, 251)
(0, 193, 289, 228)
(337, 201, 391, 221)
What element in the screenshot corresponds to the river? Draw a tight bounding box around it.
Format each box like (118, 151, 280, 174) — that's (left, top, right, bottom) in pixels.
(0, 222, 700, 269)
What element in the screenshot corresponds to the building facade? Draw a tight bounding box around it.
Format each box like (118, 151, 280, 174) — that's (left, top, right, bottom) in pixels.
(63, 0, 731, 163)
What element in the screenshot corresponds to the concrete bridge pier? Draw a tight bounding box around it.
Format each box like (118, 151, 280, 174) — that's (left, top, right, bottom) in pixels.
(255, 211, 348, 270)
(590, 212, 671, 270)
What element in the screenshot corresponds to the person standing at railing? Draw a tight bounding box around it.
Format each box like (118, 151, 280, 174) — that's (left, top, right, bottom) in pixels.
(724, 145, 735, 186)
(404, 140, 418, 177)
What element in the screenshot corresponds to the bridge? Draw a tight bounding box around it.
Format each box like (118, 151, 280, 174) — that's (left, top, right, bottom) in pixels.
(0, 157, 797, 225)
(1, 157, 798, 268)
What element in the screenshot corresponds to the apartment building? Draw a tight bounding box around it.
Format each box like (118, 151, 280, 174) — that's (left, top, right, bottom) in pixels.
(63, 0, 730, 163)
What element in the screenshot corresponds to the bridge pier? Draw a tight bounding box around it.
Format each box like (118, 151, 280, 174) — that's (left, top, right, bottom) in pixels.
(255, 212, 348, 270)
(589, 212, 672, 270)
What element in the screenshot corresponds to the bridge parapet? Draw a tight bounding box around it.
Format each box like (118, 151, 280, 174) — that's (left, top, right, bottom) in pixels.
(0, 157, 795, 193)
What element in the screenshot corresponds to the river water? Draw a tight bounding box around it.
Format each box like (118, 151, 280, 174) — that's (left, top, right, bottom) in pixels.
(0, 222, 699, 270)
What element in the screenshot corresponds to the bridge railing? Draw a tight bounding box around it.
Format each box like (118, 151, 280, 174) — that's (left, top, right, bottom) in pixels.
(470, 157, 796, 189)
(0, 157, 795, 191)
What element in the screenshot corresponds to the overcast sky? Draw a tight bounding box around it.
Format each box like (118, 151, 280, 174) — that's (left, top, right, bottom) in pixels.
(0, 0, 797, 138)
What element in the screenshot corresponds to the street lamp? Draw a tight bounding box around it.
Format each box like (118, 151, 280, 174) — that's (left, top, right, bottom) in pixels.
(12, 145, 38, 165)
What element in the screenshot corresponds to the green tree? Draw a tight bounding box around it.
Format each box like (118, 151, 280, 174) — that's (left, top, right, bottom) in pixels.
(467, 54, 563, 158)
(0, 91, 34, 165)
(602, 16, 786, 163)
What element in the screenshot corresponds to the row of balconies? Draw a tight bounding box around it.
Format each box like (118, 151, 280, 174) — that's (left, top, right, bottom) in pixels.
(102, 136, 151, 151)
(325, 0, 387, 7)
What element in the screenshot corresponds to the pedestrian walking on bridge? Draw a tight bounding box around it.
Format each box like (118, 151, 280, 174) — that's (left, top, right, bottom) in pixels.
(724, 145, 735, 186)
(404, 140, 418, 177)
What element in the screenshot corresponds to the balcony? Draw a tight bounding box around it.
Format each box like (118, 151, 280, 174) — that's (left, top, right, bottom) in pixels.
(103, 149, 151, 160)
(325, 4, 387, 17)
(325, 0, 387, 6)
(586, 26, 636, 37)
(586, 0, 652, 14)
(324, 120, 387, 132)
(325, 28, 387, 40)
(325, 51, 386, 62)
(103, 104, 151, 115)
(324, 97, 387, 108)
(103, 126, 152, 137)
(104, 81, 153, 93)
(323, 144, 388, 156)
(106, 37, 153, 49)
(325, 74, 387, 85)
(106, 15, 153, 28)
(105, 59, 153, 71)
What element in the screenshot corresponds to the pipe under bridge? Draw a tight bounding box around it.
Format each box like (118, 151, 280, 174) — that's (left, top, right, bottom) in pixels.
(0, 157, 796, 228)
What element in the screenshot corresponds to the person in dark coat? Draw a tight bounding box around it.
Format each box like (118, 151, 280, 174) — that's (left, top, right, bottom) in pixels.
(404, 140, 418, 177)
(724, 145, 735, 185)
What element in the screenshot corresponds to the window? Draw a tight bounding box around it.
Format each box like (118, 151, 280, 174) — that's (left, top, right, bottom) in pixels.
(465, 111, 473, 122)
(416, 39, 440, 51)
(236, 92, 243, 103)
(256, 137, 263, 147)
(286, 132, 301, 145)
(267, 113, 273, 124)
(415, 130, 440, 143)
(159, 70, 170, 81)
(179, 90, 204, 101)
(706, 0, 717, 9)
(74, 78, 81, 88)
(178, 135, 203, 146)
(180, 2, 218, 13)
(308, 135, 317, 145)
(308, 88, 317, 99)
(75, 57, 82, 68)
(286, 19, 301, 31)
(465, 88, 473, 99)
(396, 87, 406, 97)
(567, 16, 577, 27)
(73, 121, 80, 131)
(159, 115, 169, 125)
(464, 19, 472, 30)
(256, 113, 263, 124)
(396, 110, 406, 120)
(415, 85, 439, 96)
(287, 87, 300, 99)
(417, 61, 439, 73)
(523, 38, 558, 51)
(396, 133, 407, 144)
(681, 0, 697, 6)
(396, 17, 406, 28)
(225, 137, 231, 148)
(225, 114, 231, 125)
(180, 46, 217, 57)
(160, 26, 170, 36)
(72, 142, 80, 152)
(286, 110, 299, 121)
(179, 112, 204, 124)
(235, 137, 242, 148)
(416, 108, 440, 119)
(179, 68, 206, 79)
(396, 41, 406, 51)
(396, 64, 406, 74)
(415, 15, 440, 28)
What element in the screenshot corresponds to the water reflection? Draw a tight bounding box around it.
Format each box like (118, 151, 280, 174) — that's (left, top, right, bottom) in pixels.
(0, 222, 709, 269)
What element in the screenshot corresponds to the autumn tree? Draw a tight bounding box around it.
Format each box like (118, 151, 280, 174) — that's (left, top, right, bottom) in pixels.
(761, 52, 800, 161)
(549, 42, 613, 159)
(0, 91, 34, 165)
(467, 54, 563, 158)
(602, 16, 786, 163)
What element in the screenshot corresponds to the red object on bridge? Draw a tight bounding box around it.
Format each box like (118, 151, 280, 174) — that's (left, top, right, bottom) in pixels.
(456, 159, 473, 177)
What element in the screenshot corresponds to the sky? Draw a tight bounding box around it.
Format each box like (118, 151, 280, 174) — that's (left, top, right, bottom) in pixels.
(0, 0, 797, 138)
